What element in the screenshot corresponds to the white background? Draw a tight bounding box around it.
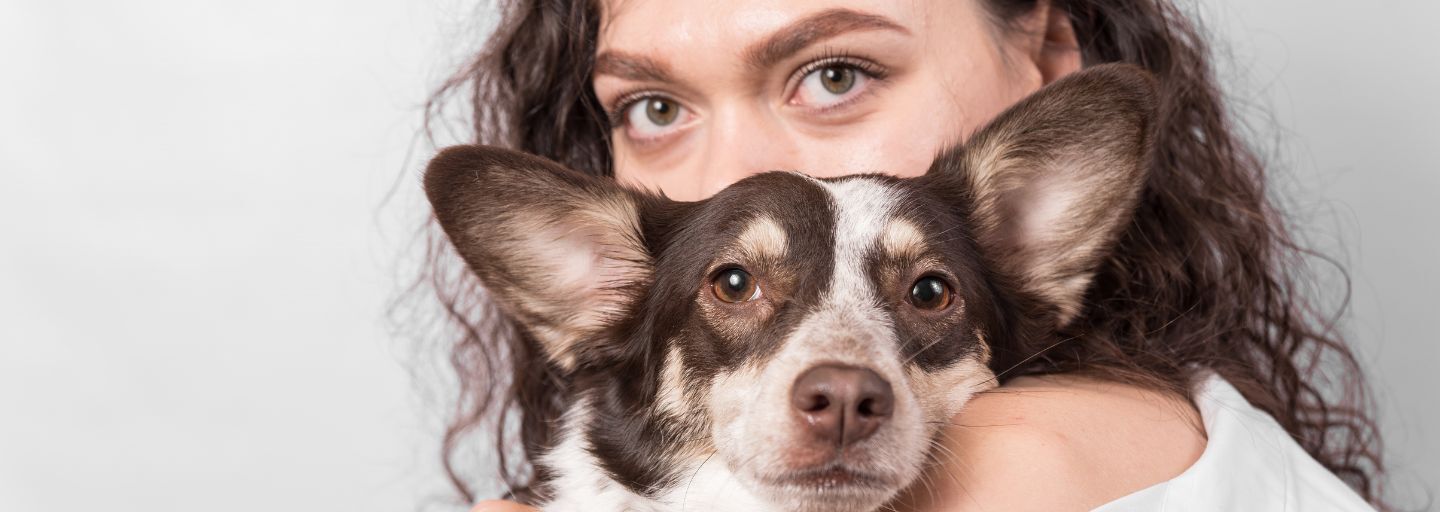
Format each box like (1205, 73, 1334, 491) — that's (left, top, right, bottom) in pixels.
(1, 1, 1434, 510)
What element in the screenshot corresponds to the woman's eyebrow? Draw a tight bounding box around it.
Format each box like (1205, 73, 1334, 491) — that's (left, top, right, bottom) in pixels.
(594, 51, 674, 82)
(743, 8, 910, 71)
(594, 9, 908, 84)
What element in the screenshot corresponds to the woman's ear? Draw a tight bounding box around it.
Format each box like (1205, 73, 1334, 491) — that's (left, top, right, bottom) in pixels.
(1012, 0, 1082, 85)
(926, 63, 1157, 326)
(424, 145, 653, 371)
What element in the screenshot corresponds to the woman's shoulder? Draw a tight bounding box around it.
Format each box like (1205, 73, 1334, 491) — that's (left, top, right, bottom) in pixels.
(895, 374, 1207, 512)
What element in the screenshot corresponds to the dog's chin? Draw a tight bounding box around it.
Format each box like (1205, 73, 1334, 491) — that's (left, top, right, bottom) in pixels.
(747, 463, 902, 512)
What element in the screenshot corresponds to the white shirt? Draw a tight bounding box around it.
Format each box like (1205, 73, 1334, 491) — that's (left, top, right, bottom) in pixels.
(1094, 373, 1375, 511)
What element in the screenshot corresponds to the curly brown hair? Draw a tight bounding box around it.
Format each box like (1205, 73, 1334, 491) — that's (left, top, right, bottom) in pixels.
(407, 0, 1386, 506)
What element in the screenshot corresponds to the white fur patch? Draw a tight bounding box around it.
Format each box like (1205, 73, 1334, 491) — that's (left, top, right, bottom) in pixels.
(880, 217, 927, 260)
(656, 346, 688, 418)
(908, 352, 996, 424)
(735, 215, 788, 260)
(657, 453, 771, 511)
(819, 178, 900, 311)
(541, 399, 656, 511)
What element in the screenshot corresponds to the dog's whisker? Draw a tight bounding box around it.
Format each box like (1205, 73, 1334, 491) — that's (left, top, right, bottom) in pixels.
(681, 450, 718, 511)
(970, 333, 1084, 389)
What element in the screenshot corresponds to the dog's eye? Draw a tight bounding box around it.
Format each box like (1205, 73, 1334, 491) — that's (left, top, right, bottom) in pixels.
(713, 268, 762, 303)
(909, 276, 953, 310)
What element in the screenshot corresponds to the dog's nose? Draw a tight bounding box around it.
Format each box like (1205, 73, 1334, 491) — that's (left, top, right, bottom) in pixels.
(790, 364, 894, 447)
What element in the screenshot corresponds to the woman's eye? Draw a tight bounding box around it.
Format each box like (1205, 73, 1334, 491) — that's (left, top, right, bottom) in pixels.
(909, 276, 953, 311)
(713, 268, 762, 303)
(792, 64, 871, 109)
(623, 96, 687, 138)
(817, 66, 857, 94)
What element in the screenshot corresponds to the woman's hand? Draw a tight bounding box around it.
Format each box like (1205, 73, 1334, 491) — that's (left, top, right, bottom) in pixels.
(471, 500, 537, 512)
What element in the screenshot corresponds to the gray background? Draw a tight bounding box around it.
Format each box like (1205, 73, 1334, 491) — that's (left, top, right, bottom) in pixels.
(0, 1, 1433, 510)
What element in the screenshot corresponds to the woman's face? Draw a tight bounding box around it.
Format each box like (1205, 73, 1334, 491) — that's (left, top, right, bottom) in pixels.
(594, 0, 1079, 200)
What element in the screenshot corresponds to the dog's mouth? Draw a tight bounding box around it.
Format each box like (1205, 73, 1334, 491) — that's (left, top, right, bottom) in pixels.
(759, 463, 894, 496)
(748, 462, 899, 512)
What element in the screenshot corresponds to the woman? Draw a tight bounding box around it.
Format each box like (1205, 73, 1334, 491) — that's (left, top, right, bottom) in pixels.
(415, 0, 1386, 509)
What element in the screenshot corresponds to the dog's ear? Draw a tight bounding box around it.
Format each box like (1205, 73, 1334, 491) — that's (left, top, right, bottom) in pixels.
(927, 63, 1157, 326)
(424, 145, 652, 370)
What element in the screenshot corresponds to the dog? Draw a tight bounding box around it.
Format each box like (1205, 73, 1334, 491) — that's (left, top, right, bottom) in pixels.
(425, 63, 1156, 512)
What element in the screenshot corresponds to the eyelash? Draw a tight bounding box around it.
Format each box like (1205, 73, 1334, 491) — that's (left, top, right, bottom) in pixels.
(788, 51, 888, 113)
(789, 50, 889, 91)
(607, 89, 665, 128)
(603, 51, 890, 128)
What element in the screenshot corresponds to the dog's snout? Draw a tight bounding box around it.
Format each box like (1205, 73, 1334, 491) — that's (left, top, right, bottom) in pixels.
(790, 364, 894, 447)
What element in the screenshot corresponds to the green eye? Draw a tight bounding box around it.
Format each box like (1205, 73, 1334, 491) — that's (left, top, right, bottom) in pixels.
(645, 98, 679, 126)
(909, 276, 952, 310)
(713, 268, 761, 303)
(818, 66, 856, 94)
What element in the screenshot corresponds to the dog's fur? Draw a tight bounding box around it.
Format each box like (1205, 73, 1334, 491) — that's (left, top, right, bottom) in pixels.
(425, 64, 1157, 512)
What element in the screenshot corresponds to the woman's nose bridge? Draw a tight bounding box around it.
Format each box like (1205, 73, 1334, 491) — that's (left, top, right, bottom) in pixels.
(702, 102, 799, 191)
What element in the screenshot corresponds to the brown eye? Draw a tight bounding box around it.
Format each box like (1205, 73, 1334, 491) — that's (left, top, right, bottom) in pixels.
(909, 276, 952, 310)
(713, 268, 761, 303)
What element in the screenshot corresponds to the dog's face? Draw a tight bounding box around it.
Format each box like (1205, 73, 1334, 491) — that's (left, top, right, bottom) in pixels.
(673, 172, 1002, 510)
(426, 64, 1156, 511)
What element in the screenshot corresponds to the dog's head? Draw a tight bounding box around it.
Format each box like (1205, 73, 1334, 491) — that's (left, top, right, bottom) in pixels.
(425, 64, 1155, 511)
